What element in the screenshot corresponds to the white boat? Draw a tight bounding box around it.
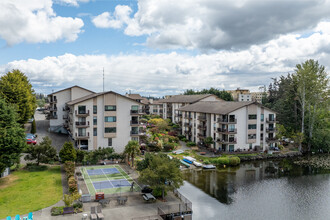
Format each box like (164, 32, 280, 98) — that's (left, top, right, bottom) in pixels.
(193, 161, 203, 167)
(183, 156, 196, 162)
(173, 150, 184, 154)
(203, 164, 216, 169)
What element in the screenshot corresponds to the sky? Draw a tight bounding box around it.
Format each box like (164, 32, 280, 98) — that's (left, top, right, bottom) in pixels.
(0, 0, 330, 97)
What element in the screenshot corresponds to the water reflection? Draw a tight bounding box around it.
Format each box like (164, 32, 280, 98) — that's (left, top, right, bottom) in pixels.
(180, 160, 330, 220)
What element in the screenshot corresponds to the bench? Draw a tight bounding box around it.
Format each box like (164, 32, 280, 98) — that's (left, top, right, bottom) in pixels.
(63, 207, 75, 215)
(200, 152, 206, 155)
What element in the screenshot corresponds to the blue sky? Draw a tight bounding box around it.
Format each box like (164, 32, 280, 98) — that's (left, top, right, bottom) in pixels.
(0, 0, 329, 96)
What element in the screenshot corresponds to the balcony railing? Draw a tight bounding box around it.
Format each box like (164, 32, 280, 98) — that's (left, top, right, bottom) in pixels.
(217, 138, 237, 144)
(130, 120, 140, 126)
(49, 115, 58, 119)
(217, 128, 237, 134)
(75, 110, 90, 117)
(198, 125, 206, 130)
(130, 110, 145, 115)
(49, 107, 57, 111)
(198, 116, 207, 121)
(75, 121, 90, 127)
(266, 128, 276, 133)
(266, 137, 278, 143)
(130, 131, 145, 136)
(50, 98, 57, 103)
(197, 133, 206, 138)
(266, 118, 278, 123)
(75, 132, 89, 139)
(184, 131, 192, 136)
(217, 118, 237, 124)
(63, 115, 68, 119)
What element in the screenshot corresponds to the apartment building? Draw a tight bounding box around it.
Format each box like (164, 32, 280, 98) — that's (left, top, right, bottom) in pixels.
(228, 88, 251, 101)
(251, 92, 268, 103)
(47, 86, 95, 133)
(161, 94, 222, 123)
(126, 94, 150, 114)
(149, 99, 164, 117)
(179, 101, 278, 152)
(64, 91, 145, 152)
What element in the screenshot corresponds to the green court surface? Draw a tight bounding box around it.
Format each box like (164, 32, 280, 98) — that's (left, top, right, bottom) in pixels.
(80, 165, 140, 195)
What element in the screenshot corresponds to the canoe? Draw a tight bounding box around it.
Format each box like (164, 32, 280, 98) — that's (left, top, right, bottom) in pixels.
(203, 164, 216, 169)
(183, 156, 196, 162)
(193, 161, 203, 167)
(180, 160, 190, 167)
(182, 158, 193, 164)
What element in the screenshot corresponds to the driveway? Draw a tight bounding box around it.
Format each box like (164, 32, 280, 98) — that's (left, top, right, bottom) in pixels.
(34, 111, 71, 152)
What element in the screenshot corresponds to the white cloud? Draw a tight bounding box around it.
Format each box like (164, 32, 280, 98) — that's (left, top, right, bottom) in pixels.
(0, 0, 84, 45)
(54, 0, 89, 7)
(92, 5, 132, 29)
(92, 0, 330, 50)
(2, 22, 330, 96)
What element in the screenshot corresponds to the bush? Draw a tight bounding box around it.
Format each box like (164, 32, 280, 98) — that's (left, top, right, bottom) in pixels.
(68, 176, 78, 193)
(182, 138, 188, 142)
(51, 206, 64, 216)
(31, 119, 36, 134)
(177, 135, 185, 140)
(64, 161, 75, 179)
(216, 157, 230, 165)
(203, 159, 210, 165)
(163, 143, 177, 152)
(186, 142, 196, 147)
(228, 157, 240, 166)
(73, 202, 83, 209)
(152, 187, 167, 197)
(147, 142, 162, 152)
(25, 163, 48, 171)
(59, 142, 77, 162)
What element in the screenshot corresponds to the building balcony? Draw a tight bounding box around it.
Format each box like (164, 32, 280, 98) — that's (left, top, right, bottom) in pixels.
(216, 138, 237, 144)
(217, 118, 237, 124)
(266, 128, 276, 133)
(266, 137, 278, 143)
(75, 121, 90, 128)
(130, 110, 145, 115)
(217, 128, 237, 134)
(130, 131, 145, 136)
(184, 131, 192, 136)
(198, 116, 207, 121)
(75, 132, 89, 140)
(198, 125, 206, 130)
(49, 98, 57, 103)
(130, 120, 141, 126)
(184, 122, 192, 127)
(63, 115, 68, 119)
(266, 118, 278, 123)
(63, 106, 69, 111)
(75, 110, 90, 117)
(197, 133, 206, 138)
(49, 107, 57, 111)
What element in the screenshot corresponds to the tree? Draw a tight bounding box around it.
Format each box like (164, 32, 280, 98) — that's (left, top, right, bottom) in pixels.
(24, 136, 57, 166)
(0, 97, 26, 173)
(59, 142, 77, 163)
(294, 60, 329, 151)
(124, 140, 141, 167)
(0, 70, 36, 124)
(183, 87, 233, 101)
(204, 136, 214, 148)
(31, 119, 36, 134)
(139, 153, 183, 200)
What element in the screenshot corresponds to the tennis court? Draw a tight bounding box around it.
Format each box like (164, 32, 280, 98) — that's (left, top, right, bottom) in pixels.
(80, 165, 140, 195)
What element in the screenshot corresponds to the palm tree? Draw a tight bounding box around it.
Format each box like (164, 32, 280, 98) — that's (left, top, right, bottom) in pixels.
(124, 140, 141, 167)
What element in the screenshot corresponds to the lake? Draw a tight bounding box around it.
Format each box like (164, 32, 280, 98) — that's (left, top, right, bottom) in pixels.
(179, 160, 330, 220)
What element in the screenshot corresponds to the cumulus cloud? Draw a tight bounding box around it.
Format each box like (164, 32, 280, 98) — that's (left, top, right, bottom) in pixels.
(2, 22, 330, 96)
(92, 5, 133, 29)
(54, 0, 89, 7)
(0, 0, 84, 45)
(92, 0, 330, 50)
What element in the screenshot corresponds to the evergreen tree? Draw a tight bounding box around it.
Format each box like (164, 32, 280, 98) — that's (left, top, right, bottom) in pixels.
(25, 136, 57, 165)
(183, 87, 233, 101)
(0, 97, 26, 173)
(59, 142, 77, 162)
(0, 69, 36, 124)
(31, 119, 36, 134)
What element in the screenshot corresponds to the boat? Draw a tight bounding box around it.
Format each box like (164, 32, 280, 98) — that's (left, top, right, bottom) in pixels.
(182, 158, 193, 164)
(203, 164, 216, 169)
(193, 161, 203, 167)
(180, 160, 190, 168)
(173, 150, 184, 154)
(183, 156, 196, 162)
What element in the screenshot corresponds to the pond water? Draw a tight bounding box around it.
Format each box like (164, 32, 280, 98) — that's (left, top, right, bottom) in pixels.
(179, 160, 330, 220)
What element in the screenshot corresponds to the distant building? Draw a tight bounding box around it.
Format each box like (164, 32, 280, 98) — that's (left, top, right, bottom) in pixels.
(227, 88, 251, 101)
(251, 92, 268, 103)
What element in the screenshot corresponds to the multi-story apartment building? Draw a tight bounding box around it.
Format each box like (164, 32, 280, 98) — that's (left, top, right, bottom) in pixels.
(126, 94, 150, 114)
(149, 99, 164, 117)
(47, 86, 95, 133)
(228, 88, 251, 101)
(251, 92, 268, 103)
(160, 94, 222, 123)
(65, 91, 145, 152)
(179, 101, 278, 152)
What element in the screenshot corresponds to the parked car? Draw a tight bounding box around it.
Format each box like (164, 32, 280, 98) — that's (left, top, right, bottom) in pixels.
(141, 185, 153, 194)
(27, 138, 37, 145)
(26, 133, 37, 139)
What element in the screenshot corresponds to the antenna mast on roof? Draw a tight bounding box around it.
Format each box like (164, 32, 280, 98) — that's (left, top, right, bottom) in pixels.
(103, 67, 105, 92)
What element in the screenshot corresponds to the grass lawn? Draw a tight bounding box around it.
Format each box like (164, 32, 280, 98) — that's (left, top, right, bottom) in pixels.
(0, 166, 63, 218)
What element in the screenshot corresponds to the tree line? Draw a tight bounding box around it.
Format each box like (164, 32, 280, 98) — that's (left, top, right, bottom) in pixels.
(183, 87, 234, 101)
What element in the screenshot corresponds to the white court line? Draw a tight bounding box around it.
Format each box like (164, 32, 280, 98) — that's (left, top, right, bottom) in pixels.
(100, 168, 115, 189)
(115, 165, 140, 190)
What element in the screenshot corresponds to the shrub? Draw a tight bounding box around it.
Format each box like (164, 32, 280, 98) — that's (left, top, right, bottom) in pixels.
(163, 143, 176, 152)
(147, 142, 162, 152)
(59, 142, 77, 162)
(177, 135, 185, 140)
(64, 161, 75, 178)
(228, 157, 240, 166)
(186, 142, 196, 147)
(25, 163, 48, 171)
(182, 138, 188, 142)
(153, 187, 167, 197)
(168, 131, 177, 136)
(216, 157, 230, 165)
(31, 119, 36, 134)
(278, 144, 284, 150)
(51, 206, 64, 216)
(203, 159, 210, 165)
(73, 202, 83, 209)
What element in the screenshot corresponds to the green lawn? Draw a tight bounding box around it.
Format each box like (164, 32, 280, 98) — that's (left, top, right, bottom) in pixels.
(0, 166, 63, 218)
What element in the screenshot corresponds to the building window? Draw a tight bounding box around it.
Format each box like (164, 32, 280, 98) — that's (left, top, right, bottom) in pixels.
(131, 105, 139, 110)
(248, 124, 257, 129)
(229, 145, 234, 152)
(105, 127, 116, 133)
(132, 137, 138, 141)
(248, 114, 257, 120)
(248, 134, 256, 139)
(93, 116, 97, 125)
(229, 124, 235, 132)
(153, 109, 157, 113)
(249, 143, 253, 149)
(93, 105, 97, 114)
(261, 124, 264, 130)
(78, 106, 86, 114)
(105, 116, 116, 122)
(261, 114, 264, 122)
(269, 114, 274, 121)
(78, 128, 86, 136)
(108, 138, 112, 146)
(105, 105, 116, 111)
(194, 112, 196, 118)
(93, 128, 97, 136)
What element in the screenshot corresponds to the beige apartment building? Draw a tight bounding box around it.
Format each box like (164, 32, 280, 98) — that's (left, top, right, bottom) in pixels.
(47, 86, 95, 133)
(160, 94, 223, 123)
(178, 101, 278, 152)
(64, 91, 145, 152)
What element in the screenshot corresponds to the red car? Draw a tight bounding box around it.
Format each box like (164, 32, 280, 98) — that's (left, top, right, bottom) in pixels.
(27, 138, 37, 145)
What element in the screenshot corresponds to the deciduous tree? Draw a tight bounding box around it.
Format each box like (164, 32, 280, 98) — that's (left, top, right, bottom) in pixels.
(0, 70, 36, 124)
